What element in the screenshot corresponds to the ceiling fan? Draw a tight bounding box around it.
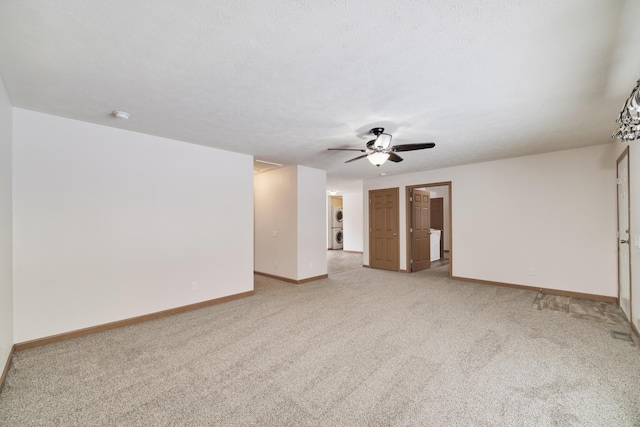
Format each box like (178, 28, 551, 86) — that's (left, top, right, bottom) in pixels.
(328, 128, 436, 166)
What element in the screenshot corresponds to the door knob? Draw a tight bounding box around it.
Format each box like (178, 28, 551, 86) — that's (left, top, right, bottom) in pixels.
(393, 233, 398, 236)
(621, 239, 629, 244)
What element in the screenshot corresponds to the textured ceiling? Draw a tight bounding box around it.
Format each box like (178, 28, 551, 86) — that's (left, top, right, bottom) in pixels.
(0, 1, 638, 192)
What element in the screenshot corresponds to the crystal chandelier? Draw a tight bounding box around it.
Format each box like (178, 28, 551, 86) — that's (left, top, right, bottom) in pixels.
(612, 79, 640, 141)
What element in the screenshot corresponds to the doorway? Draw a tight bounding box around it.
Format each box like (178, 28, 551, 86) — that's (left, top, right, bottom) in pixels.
(406, 182, 452, 275)
(328, 196, 343, 250)
(369, 188, 399, 271)
(617, 147, 632, 323)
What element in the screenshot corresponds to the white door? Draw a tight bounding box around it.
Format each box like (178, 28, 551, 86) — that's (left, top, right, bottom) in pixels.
(617, 149, 631, 321)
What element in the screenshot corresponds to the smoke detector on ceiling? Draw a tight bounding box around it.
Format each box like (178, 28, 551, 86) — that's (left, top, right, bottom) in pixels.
(112, 110, 130, 120)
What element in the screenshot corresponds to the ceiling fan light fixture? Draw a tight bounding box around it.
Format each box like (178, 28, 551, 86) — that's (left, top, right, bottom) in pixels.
(374, 133, 392, 149)
(328, 126, 435, 166)
(367, 151, 390, 167)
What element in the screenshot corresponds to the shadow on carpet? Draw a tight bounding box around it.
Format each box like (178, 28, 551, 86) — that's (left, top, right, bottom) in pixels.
(533, 293, 629, 326)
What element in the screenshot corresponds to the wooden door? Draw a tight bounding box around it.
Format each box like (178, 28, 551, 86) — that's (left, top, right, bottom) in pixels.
(369, 188, 399, 271)
(410, 189, 431, 272)
(430, 197, 444, 259)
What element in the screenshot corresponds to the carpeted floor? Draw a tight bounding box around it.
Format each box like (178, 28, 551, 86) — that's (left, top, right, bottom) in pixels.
(327, 250, 364, 275)
(1, 262, 639, 426)
(533, 292, 630, 325)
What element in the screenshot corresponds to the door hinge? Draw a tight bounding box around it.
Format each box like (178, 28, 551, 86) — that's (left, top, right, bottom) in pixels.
(410, 228, 413, 233)
(369, 199, 372, 204)
(410, 196, 413, 202)
(617, 178, 622, 185)
(410, 259, 413, 264)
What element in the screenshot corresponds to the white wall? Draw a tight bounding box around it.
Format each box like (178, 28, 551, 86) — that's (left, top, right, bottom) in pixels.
(342, 190, 363, 252)
(12, 109, 254, 343)
(364, 144, 618, 297)
(0, 76, 13, 366)
(615, 142, 640, 331)
(255, 165, 327, 281)
(254, 166, 298, 278)
(297, 166, 328, 279)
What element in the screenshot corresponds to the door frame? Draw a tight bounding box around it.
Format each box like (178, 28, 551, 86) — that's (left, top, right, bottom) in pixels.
(616, 146, 632, 322)
(406, 181, 452, 277)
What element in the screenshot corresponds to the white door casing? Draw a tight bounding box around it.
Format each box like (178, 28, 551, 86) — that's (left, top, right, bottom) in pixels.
(617, 148, 631, 321)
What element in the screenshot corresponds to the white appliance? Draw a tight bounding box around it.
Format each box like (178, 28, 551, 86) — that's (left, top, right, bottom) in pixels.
(332, 227, 343, 250)
(332, 206, 343, 228)
(430, 229, 441, 262)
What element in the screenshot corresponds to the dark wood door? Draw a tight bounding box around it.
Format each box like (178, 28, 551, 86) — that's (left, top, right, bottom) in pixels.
(411, 189, 431, 272)
(369, 188, 399, 271)
(430, 197, 444, 259)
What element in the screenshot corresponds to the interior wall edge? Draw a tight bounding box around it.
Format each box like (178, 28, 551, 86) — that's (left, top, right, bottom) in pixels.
(13, 291, 254, 352)
(0, 72, 14, 394)
(0, 344, 15, 396)
(451, 275, 617, 303)
(254, 271, 328, 284)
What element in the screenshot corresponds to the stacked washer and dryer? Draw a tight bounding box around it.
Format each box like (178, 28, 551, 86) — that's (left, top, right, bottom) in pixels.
(331, 206, 343, 249)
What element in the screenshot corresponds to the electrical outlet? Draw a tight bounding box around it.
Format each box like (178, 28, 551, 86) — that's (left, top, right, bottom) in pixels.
(528, 268, 535, 276)
(191, 281, 198, 291)
(273, 231, 277, 237)
(274, 260, 278, 269)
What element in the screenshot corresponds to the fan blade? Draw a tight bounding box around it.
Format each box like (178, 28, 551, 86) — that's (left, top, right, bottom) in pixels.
(388, 152, 403, 163)
(328, 148, 366, 152)
(345, 154, 369, 163)
(391, 142, 435, 152)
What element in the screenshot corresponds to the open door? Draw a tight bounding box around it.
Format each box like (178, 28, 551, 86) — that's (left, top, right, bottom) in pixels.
(410, 188, 431, 272)
(369, 188, 399, 271)
(617, 147, 632, 322)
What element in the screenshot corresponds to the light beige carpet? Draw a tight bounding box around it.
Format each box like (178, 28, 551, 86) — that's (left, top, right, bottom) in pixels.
(327, 250, 363, 275)
(1, 262, 639, 426)
(533, 292, 630, 325)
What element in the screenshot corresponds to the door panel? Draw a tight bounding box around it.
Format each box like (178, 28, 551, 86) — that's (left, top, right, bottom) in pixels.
(430, 197, 444, 259)
(617, 150, 631, 321)
(369, 188, 399, 271)
(411, 189, 431, 272)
